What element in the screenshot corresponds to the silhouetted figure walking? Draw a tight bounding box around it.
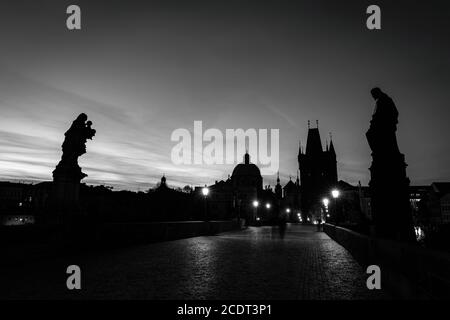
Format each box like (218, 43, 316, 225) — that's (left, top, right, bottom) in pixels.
(316, 219, 322, 231)
(278, 211, 288, 239)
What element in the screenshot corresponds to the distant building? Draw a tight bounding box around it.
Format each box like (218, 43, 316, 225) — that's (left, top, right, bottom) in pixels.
(298, 123, 337, 216)
(420, 182, 450, 225)
(147, 175, 194, 221)
(232, 152, 263, 222)
(198, 177, 234, 221)
(197, 152, 265, 223)
(282, 174, 301, 221)
(0, 181, 35, 226)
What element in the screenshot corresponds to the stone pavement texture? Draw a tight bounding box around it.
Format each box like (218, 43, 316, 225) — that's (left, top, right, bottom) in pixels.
(0, 224, 389, 299)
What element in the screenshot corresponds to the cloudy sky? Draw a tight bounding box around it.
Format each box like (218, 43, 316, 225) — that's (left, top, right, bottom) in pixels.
(0, 0, 449, 190)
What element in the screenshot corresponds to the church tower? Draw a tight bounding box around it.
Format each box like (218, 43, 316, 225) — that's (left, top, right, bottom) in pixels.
(275, 171, 282, 200)
(298, 121, 338, 214)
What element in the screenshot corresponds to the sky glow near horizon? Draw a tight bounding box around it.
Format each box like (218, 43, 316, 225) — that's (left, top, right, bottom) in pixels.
(0, 0, 449, 191)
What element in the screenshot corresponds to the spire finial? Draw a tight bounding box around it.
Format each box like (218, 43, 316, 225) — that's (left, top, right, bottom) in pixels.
(329, 132, 332, 141)
(307, 120, 310, 129)
(244, 151, 250, 164)
(316, 120, 319, 128)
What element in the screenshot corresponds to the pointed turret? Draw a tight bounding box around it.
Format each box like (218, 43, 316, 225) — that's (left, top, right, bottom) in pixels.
(329, 138, 336, 156)
(305, 127, 323, 155)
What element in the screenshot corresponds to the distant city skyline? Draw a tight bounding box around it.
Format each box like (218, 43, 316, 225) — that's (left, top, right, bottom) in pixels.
(1, 0, 449, 190)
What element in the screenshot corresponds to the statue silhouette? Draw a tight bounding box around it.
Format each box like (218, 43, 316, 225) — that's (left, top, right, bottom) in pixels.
(60, 113, 96, 167)
(366, 87, 400, 156)
(366, 88, 415, 242)
(51, 113, 96, 223)
(58, 113, 95, 177)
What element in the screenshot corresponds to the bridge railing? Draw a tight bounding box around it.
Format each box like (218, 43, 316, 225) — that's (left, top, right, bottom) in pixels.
(324, 223, 450, 299)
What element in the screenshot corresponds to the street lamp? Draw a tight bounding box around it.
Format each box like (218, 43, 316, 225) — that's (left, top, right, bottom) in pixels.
(331, 189, 340, 224)
(266, 203, 271, 209)
(322, 197, 330, 223)
(202, 185, 209, 221)
(253, 200, 259, 224)
(286, 208, 291, 213)
(331, 189, 340, 199)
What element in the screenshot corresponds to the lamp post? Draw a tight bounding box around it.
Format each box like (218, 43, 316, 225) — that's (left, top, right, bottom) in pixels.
(285, 208, 291, 223)
(265, 203, 271, 222)
(253, 200, 259, 224)
(322, 197, 329, 223)
(202, 185, 209, 221)
(331, 189, 340, 224)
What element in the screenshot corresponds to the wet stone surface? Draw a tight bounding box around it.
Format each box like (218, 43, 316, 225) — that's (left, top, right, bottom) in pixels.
(0, 224, 389, 299)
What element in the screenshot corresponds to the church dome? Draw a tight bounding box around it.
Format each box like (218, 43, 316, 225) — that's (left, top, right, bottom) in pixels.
(232, 163, 261, 177)
(231, 152, 261, 178)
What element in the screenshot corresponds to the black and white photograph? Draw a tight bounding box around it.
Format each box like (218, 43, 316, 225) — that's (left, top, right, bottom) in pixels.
(0, 0, 449, 312)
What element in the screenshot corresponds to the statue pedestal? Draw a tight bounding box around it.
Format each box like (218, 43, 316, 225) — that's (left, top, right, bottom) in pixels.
(51, 162, 87, 224)
(369, 153, 415, 242)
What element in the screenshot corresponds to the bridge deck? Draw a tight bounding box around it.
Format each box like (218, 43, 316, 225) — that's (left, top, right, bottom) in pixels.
(0, 224, 389, 299)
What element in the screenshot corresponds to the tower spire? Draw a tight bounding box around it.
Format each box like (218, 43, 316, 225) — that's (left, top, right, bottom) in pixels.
(308, 120, 310, 129)
(244, 151, 250, 164)
(316, 120, 319, 128)
(329, 132, 336, 155)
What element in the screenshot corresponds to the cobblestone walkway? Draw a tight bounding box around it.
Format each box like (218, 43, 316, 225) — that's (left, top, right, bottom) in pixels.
(0, 224, 389, 299)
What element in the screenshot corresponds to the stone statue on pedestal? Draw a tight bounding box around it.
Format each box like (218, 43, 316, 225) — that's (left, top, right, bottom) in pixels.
(52, 113, 95, 221)
(366, 88, 415, 242)
(57, 113, 96, 178)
